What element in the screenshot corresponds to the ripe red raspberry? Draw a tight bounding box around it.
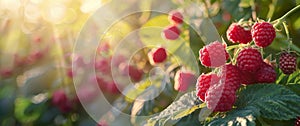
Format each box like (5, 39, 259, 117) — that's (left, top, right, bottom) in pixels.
(237, 48, 263, 73)
(220, 64, 241, 90)
(255, 62, 276, 83)
(163, 25, 181, 40)
(295, 117, 300, 126)
(174, 70, 197, 92)
(168, 10, 184, 24)
(239, 70, 256, 85)
(148, 47, 167, 65)
(279, 52, 297, 75)
(226, 23, 252, 44)
(205, 83, 236, 112)
(196, 73, 220, 102)
(251, 22, 276, 47)
(199, 41, 229, 67)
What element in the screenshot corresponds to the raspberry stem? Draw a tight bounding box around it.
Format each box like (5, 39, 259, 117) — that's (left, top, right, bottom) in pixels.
(273, 5, 300, 27)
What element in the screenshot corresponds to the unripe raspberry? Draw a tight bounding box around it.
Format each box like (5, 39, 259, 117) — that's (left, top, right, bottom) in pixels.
(163, 25, 181, 40)
(251, 22, 276, 48)
(255, 62, 276, 83)
(168, 10, 184, 24)
(237, 48, 263, 73)
(174, 70, 197, 92)
(227, 23, 252, 44)
(148, 47, 167, 65)
(279, 51, 297, 75)
(199, 41, 229, 67)
(196, 73, 220, 102)
(205, 83, 236, 112)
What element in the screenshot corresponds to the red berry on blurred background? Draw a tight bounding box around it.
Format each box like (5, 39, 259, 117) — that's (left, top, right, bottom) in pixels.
(174, 70, 196, 92)
(106, 81, 120, 94)
(199, 41, 229, 67)
(95, 58, 111, 74)
(168, 10, 184, 24)
(148, 47, 167, 65)
(251, 22, 276, 48)
(52, 90, 72, 113)
(163, 25, 181, 40)
(0, 68, 13, 78)
(119, 63, 143, 82)
(227, 23, 252, 44)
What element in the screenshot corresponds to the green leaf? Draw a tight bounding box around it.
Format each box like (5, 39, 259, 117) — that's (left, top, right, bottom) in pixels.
(146, 91, 203, 126)
(208, 106, 258, 126)
(286, 84, 300, 96)
(236, 84, 300, 120)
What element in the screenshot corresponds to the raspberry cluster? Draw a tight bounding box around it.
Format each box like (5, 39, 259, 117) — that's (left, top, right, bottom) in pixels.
(227, 21, 276, 48)
(236, 48, 277, 84)
(162, 10, 184, 40)
(197, 44, 277, 112)
(196, 64, 240, 112)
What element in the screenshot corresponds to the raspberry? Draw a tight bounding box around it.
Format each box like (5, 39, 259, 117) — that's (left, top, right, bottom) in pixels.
(226, 23, 252, 44)
(220, 64, 241, 90)
(239, 70, 256, 85)
(95, 58, 111, 74)
(237, 48, 263, 73)
(0, 68, 13, 78)
(199, 41, 229, 67)
(196, 73, 220, 102)
(119, 63, 143, 82)
(295, 117, 300, 126)
(279, 51, 297, 75)
(251, 22, 276, 47)
(168, 10, 184, 24)
(148, 47, 167, 65)
(163, 25, 181, 40)
(52, 90, 72, 113)
(256, 62, 276, 83)
(106, 81, 120, 94)
(174, 70, 197, 92)
(205, 83, 236, 112)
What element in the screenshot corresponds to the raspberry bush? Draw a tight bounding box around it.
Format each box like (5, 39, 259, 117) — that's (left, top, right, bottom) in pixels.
(0, 0, 300, 126)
